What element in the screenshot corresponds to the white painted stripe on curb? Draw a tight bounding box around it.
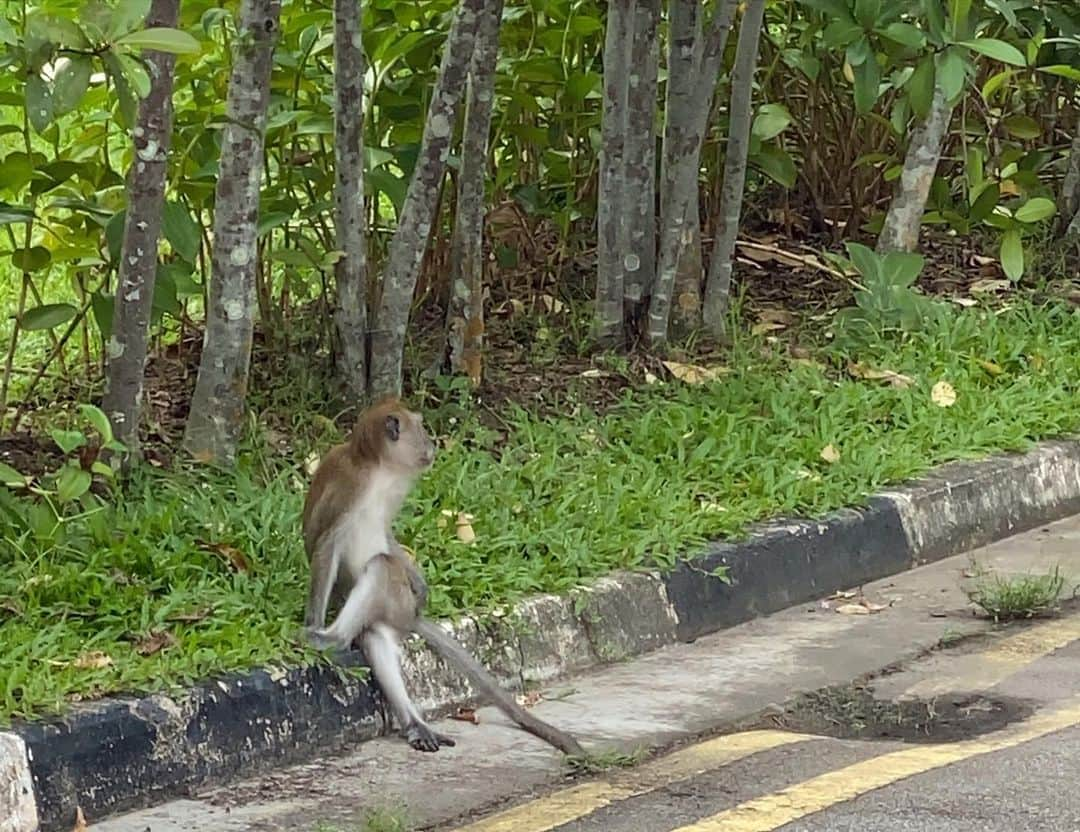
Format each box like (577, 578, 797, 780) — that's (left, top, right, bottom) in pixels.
(0, 732, 38, 832)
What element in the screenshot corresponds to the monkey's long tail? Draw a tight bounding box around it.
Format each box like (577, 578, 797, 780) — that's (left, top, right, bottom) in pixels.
(414, 617, 586, 757)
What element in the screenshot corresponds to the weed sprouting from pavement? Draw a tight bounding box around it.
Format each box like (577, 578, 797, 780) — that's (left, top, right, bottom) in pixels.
(969, 566, 1068, 622)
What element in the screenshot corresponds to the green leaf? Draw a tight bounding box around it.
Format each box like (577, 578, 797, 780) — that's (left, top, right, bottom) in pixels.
(999, 228, 1023, 280)
(969, 183, 1000, 223)
(823, 19, 864, 48)
(51, 429, 87, 455)
(880, 251, 925, 287)
(56, 466, 91, 503)
(25, 75, 54, 134)
(105, 209, 127, 262)
(1001, 115, 1041, 140)
(0, 203, 34, 225)
(91, 290, 115, 342)
(115, 27, 201, 55)
(880, 22, 925, 48)
(907, 54, 935, 120)
(79, 404, 114, 443)
(981, 69, 1013, 101)
(0, 462, 26, 488)
(936, 49, 967, 103)
(118, 54, 151, 98)
(52, 55, 93, 115)
(853, 0, 883, 28)
(798, 0, 855, 18)
(11, 246, 51, 274)
(853, 55, 881, 114)
(1037, 64, 1080, 82)
(21, 302, 76, 331)
(257, 212, 292, 237)
(958, 38, 1026, 67)
(751, 145, 798, 188)
(1013, 197, 1056, 224)
(103, 52, 138, 127)
(845, 241, 882, 283)
(949, 0, 972, 38)
(162, 201, 201, 262)
(107, 0, 151, 38)
(751, 103, 792, 141)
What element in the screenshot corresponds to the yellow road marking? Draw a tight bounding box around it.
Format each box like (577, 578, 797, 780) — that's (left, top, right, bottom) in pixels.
(902, 613, 1080, 699)
(672, 696, 1080, 831)
(451, 730, 813, 832)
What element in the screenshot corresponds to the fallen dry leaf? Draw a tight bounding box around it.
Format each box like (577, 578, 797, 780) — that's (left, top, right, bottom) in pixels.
(751, 321, 787, 336)
(969, 278, 1011, 294)
(644, 371, 659, 384)
(540, 294, 565, 314)
(580, 368, 607, 378)
(931, 380, 957, 408)
(848, 362, 914, 389)
(455, 512, 476, 544)
(73, 806, 88, 832)
(951, 297, 979, 307)
(166, 607, 213, 624)
(451, 707, 479, 724)
(662, 361, 729, 384)
(198, 540, 253, 573)
(73, 651, 113, 670)
(836, 603, 871, 616)
(820, 444, 841, 464)
(519, 690, 543, 708)
(304, 452, 321, 476)
(135, 630, 177, 657)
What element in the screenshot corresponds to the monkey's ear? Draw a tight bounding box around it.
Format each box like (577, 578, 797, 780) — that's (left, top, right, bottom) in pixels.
(384, 414, 401, 441)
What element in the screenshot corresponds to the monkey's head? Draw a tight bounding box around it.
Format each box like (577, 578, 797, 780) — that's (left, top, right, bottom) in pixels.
(352, 397, 436, 473)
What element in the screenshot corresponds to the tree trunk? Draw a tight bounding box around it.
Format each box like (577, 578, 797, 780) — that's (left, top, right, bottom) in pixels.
(648, 0, 739, 346)
(621, 0, 660, 334)
(332, 0, 368, 400)
(702, 0, 766, 337)
(101, 0, 179, 461)
(876, 86, 954, 253)
(183, 0, 281, 464)
(1060, 120, 1080, 237)
(594, 0, 635, 347)
(446, 0, 503, 386)
(368, 0, 486, 399)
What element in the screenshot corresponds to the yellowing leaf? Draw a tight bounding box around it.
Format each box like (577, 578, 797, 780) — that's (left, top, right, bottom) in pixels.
(848, 362, 914, 388)
(751, 321, 787, 336)
(820, 444, 841, 464)
(73, 650, 113, 669)
(455, 512, 476, 544)
(662, 361, 729, 384)
(978, 359, 1004, 377)
(931, 380, 957, 407)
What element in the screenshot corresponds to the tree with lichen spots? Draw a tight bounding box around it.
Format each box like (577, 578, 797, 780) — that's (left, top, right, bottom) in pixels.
(102, 0, 180, 462)
(367, 0, 487, 399)
(183, 0, 281, 464)
(332, 0, 368, 399)
(446, 0, 504, 386)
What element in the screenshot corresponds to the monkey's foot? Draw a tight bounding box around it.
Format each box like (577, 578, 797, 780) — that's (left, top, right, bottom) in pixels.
(303, 626, 349, 653)
(404, 721, 456, 753)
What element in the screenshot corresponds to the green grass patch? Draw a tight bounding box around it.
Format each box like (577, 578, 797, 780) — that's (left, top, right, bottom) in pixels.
(2, 301, 1080, 721)
(969, 566, 1068, 622)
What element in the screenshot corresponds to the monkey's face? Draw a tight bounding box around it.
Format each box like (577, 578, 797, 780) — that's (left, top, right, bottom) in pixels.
(384, 409, 436, 472)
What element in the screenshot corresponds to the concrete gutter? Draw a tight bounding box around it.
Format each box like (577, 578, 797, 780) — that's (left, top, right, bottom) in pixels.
(10, 438, 1080, 832)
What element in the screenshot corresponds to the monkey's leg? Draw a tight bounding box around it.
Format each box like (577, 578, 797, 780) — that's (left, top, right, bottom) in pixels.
(363, 624, 456, 753)
(307, 564, 379, 649)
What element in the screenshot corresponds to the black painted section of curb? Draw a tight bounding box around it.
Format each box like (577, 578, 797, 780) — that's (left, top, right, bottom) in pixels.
(19, 660, 386, 829)
(664, 497, 910, 642)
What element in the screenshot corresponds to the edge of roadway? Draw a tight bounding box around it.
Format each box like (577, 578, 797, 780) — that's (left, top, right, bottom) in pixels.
(5, 437, 1080, 832)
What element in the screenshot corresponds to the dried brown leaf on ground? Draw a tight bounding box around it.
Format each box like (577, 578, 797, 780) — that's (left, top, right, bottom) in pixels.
(662, 361, 729, 384)
(820, 444, 841, 464)
(847, 362, 914, 388)
(198, 540, 253, 573)
(451, 707, 479, 724)
(135, 630, 178, 656)
(931, 380, 957, 407)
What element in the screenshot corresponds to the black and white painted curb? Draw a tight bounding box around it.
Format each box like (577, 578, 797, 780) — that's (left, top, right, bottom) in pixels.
(7, 438, 1080, 831)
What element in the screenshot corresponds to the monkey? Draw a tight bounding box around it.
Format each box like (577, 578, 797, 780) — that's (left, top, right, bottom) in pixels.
(301, 397, 586, 758)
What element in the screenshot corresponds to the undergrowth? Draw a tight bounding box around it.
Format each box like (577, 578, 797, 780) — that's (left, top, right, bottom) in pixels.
(2, 300, 1079, 721)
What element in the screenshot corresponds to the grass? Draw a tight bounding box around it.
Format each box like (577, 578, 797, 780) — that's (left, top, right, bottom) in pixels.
(564, 745, 650, 775)
(969, 566, 1069, 622)
(2, 300, 1080, 721)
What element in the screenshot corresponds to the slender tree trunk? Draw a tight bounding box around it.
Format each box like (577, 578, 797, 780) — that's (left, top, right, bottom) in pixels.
(594, 0, 635, 347)
(702, 0, 766, 337)
(332, 0, 368, 399)
(183, 0, 281, 464)
(368, 0, 486, 399)
(876, 86, 954, 253)
(648, 0, 739, 346)
(446, 0, 503, 386)
(1060, 120, 1080, 237)
(101, 0, 179, 461)
(621, 0, 660, 334)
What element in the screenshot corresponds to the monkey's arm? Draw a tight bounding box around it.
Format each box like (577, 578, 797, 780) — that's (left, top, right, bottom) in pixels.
(305, 536, 340, 629)
(413, 618, 585, 757)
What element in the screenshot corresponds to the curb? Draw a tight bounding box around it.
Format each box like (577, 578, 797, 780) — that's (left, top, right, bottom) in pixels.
(14, 438, 1080, 831)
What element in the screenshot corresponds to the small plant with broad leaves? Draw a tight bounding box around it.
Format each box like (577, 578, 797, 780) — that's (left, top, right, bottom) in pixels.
(829, 242, 947, 345)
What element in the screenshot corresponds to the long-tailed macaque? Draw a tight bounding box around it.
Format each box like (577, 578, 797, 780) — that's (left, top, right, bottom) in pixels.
(302, 398, 585, 756)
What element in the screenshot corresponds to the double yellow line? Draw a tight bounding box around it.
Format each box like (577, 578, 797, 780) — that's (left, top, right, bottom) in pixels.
(450, 613, 1080, 832)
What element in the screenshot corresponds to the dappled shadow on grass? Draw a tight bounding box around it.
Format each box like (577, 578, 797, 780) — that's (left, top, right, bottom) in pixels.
(2, 301, 1080, 721)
